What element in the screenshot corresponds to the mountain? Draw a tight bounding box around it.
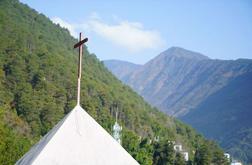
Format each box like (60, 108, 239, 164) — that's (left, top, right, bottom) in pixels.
(0, 0, 227, 164)
(103, 60, 142, 80)
(104, 47, 252, 163)
(117, 47, 252, 117)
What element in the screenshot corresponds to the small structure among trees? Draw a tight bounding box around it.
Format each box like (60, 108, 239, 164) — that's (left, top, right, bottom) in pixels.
(174, 143, 189, 161)
(113, 112, 122, 145)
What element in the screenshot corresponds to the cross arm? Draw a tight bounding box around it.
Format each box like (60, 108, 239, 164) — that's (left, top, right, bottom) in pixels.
(74, 37, 88, 48)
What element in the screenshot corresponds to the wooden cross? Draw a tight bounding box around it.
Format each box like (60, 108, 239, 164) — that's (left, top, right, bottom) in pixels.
(74, 32, 88, 105)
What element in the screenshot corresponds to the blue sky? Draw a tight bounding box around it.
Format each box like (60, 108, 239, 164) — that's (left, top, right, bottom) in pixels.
(20, 0, 252, 64)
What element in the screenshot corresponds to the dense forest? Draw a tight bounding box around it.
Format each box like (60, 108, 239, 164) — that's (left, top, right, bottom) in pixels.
(0, 0, 229, 164)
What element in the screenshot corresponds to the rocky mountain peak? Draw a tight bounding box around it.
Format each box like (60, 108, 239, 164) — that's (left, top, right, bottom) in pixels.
(158, 47, 209, 61)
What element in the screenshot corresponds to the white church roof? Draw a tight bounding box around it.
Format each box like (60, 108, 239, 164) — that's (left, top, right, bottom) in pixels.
(16, 105, 139, 165)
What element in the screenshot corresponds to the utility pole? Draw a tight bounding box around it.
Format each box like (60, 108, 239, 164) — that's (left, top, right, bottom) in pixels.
(74, 32, 88, 105)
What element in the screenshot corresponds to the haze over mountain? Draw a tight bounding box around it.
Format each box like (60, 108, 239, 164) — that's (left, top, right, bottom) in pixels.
(103, 60, 141, 80)
(104, 47, 252, 163)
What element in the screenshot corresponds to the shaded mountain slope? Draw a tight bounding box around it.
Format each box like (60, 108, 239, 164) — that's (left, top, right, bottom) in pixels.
(181, 71, 252, 163)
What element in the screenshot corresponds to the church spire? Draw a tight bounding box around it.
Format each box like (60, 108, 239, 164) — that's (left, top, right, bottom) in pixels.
(113, 107, 122, 145)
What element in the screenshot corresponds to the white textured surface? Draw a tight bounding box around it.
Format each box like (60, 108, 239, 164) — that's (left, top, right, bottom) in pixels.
(16, 105, 139, 165)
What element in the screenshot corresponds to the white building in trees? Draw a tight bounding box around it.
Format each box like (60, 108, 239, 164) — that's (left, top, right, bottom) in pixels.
(174, 143, 189, 161)
(113, 115, 122, 145)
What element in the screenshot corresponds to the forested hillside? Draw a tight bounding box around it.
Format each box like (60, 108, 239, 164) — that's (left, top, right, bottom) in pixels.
(0, 0, 228, 164)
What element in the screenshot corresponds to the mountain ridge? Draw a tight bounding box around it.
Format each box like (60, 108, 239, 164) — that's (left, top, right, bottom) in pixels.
(148, 47, 209, 62)
(107, 47, 252, 116)
(103, 60, 141, 80)
(104, 47, 252, 163)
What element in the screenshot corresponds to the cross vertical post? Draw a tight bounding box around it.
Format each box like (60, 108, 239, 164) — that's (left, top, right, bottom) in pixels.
(74, 32, 88, 105)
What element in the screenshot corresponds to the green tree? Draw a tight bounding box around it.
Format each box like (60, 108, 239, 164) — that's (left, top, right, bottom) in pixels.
(136, 138, 153, 165)
(174, 152, 186, 165)
(212, 149, 229, 165)
(0, 110, 30, 165)
(194, 144, 211, 165)
(153, 141, 175, 165)
(122, 130, 139, 158)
